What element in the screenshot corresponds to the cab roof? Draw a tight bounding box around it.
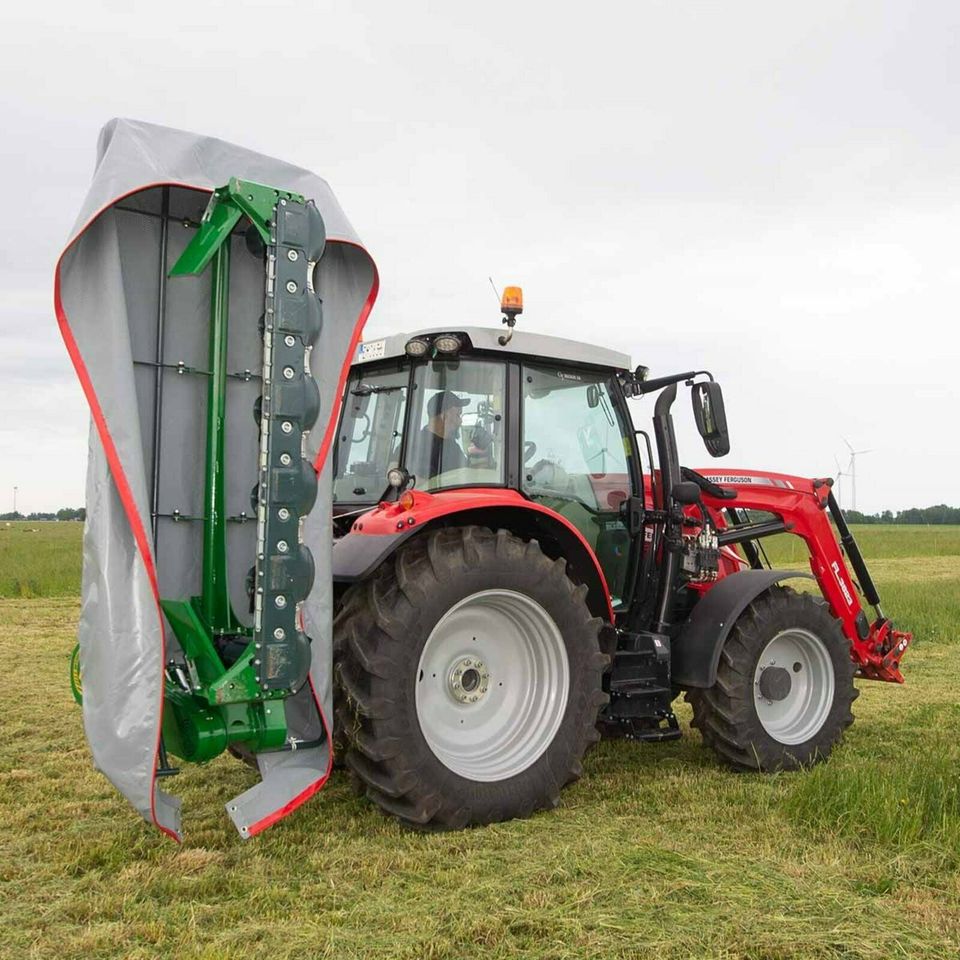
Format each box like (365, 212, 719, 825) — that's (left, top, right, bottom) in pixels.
(354, 326, 632, 372)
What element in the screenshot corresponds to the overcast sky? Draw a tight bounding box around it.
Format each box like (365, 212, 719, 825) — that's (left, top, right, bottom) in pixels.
(1, 1, 958, 515)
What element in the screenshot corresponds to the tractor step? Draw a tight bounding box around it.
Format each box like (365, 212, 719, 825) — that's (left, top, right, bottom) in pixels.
(599, 713, 682, 742)
(608, 678, 672, 696)
(599, 629, 678, 742)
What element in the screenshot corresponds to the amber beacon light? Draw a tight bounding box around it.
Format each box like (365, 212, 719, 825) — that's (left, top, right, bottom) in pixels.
(501, 286, 523, 319)
(498, 285, 523, 345)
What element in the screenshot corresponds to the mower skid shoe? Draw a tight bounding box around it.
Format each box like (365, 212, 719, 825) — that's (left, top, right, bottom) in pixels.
(226, 683, 330, 839)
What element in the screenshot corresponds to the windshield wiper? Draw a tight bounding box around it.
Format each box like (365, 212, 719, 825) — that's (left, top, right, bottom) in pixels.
(351, 384, 404, 397)
(597, 389, 616, 427)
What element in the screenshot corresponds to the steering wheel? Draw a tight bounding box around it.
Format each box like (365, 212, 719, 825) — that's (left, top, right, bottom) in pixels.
(527, 458, 564, 486)
(523, 440, 538, 464)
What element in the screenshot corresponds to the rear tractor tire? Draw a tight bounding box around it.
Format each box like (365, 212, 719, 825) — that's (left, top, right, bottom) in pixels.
(687, 587, 857, 771)
(335, 525, 609, 829)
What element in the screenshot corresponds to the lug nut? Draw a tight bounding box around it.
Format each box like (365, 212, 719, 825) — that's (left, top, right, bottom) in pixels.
(284, 334, 296, 347)
(280, 453, 292, 465)
(281, 421, 293, 434)
(286, 280, 297, 293)
(275, 595, 287, 609)
(273, 627, 285, 639)
(277, 540, 289, 553)
(283, 366, 295, 379)
(287, 249, 299, 261)
(278, 507, 290, 520)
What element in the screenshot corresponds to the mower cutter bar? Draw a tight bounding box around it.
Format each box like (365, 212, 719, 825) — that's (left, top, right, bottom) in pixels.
(154, 179, 327, 764)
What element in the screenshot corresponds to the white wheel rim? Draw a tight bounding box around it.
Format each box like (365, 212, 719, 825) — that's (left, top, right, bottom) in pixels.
(415, 589, 569, 782)
(753, 628, 835, 745)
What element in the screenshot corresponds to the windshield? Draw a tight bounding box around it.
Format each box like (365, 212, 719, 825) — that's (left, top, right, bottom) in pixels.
(333, 358, 508, 503)
(407, 359, 506, 490)
(333, 367, 408, 504)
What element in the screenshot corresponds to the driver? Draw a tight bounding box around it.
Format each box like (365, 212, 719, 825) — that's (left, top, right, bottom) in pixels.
(412, 390, 471, 479)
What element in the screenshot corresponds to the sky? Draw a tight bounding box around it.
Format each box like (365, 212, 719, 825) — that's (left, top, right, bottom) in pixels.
(1, 0, 958, 515)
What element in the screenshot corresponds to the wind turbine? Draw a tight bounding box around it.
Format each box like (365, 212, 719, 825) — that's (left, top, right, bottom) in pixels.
(833, 455, 847, 509)
(842, 438, 872, 512)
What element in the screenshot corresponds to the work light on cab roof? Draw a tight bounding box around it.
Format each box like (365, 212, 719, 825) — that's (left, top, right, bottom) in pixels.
(433, 333, 462, 354)
(404, 336, 430, 358)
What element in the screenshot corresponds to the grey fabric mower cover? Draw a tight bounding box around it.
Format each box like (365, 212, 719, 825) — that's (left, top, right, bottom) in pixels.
(55, 119, 378, 840)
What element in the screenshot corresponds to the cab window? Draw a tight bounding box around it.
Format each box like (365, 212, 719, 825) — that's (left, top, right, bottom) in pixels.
(522, 364, 635, 604)
(333, 367, 408, 503)
(407, 359, 506, 491)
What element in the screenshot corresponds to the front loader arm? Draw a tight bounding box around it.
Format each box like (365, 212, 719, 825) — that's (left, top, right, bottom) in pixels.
(695, 469, 911, 683)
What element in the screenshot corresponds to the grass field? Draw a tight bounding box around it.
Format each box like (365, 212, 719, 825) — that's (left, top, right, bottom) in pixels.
(2, 524, 959, 958)
(0, 521, 84, 597)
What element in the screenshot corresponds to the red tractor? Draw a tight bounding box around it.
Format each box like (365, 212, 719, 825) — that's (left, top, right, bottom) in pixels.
(330, 291, 910, 829)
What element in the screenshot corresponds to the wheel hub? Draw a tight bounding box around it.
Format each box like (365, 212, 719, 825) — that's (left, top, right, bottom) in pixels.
(448, 656, 490, 704)
(757, 665, 792, 702)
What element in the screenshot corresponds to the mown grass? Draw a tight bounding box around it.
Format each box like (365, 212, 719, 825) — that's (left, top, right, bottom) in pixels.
(2, 526, 959, 958)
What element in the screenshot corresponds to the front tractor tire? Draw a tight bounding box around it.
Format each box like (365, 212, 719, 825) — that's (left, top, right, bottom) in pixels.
(335, 526, 608, 830)
(687, 587, 857, 771)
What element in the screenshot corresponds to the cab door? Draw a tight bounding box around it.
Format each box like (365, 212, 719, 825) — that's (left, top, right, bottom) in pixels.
(520, 364, 638, 608)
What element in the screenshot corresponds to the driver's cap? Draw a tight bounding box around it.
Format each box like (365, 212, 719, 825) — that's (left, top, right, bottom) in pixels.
(428, 391, 471, 417)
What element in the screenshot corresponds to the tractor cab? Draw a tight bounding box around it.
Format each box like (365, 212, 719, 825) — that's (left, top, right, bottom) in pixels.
(332, 325, 641, 604)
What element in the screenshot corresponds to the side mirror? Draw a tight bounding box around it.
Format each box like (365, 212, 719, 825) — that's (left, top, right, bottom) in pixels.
(691, 381, 730, 458)
(586, 383, 600, 408)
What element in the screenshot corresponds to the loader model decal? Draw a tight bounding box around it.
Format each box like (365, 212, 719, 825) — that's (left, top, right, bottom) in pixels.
(831, 559, 855, 609)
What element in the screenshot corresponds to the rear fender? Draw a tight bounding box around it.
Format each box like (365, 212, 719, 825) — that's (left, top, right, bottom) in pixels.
(333, 489, 614, 621)
(672, 569, 814, 688)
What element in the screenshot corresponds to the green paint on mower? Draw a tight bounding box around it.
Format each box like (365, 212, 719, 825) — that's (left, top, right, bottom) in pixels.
(70, 178, 326, 767)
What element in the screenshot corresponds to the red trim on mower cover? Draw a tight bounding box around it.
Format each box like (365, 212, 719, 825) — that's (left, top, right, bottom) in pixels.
(55, 258, 179, 843)
(245, 674, 335, 837)
(348, 488, 616, 622)
(55, 182, 378, 841)
(693, 468, 911, 683)
(313, 245, 380, 473)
